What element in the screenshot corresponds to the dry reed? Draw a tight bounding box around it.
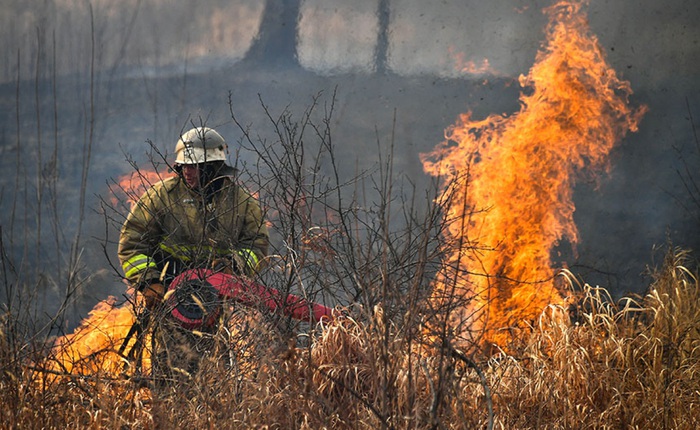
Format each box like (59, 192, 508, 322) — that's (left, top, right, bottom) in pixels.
(1, 248, 699, 429)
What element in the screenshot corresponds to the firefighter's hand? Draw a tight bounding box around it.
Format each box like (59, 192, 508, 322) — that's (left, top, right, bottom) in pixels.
(142, 282, 165, 310)
(231, 252, 249, 276)
(211, 258, 234, 275)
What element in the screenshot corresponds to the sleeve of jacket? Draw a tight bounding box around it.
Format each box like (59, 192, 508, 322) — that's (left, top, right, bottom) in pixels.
(236, 189, 270, 274)
(118, 185, 164, 286)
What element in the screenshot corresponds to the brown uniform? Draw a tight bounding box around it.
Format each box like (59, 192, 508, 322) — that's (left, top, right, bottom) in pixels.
(118, 166, 269, 287)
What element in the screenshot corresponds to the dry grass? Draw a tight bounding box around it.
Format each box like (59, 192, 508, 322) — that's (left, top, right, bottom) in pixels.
(1, 248, 699, 429)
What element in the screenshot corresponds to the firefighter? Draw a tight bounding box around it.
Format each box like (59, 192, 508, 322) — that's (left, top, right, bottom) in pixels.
(117, 126, 270, 384)
(118, 126, 269, 310)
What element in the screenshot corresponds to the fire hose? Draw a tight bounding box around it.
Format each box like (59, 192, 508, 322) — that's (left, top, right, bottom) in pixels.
(119, 268, 334, 362)
(166, 268, 334, 329)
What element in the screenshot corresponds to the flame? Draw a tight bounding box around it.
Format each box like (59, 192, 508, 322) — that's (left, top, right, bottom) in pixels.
(41, 293, 269, 387)
(448, 48, 501, 77)
(111, 169, 174, 210)
(43, 295, 151, 381)
(421, 0, 646, 349)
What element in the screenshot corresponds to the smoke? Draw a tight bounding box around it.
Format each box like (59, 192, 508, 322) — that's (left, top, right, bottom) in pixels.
(0, 0, 698, 325)
(298, 1, 379, 74)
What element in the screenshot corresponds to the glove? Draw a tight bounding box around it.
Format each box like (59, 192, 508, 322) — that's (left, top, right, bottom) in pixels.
(231, 252, 248, 275)
(211, 258, 234, 275)
(212, 252, 249, 276)
(142, 282, 165, 310)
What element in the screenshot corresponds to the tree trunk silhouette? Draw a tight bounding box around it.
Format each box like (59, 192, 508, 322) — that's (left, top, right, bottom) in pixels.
(376, 0, 390, 74)
(245, 0, 301, 68)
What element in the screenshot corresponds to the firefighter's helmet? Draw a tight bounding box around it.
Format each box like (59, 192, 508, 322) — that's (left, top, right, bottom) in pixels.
(175, 127, 228, 164)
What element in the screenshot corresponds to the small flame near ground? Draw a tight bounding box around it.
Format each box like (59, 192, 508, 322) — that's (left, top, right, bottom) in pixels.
(447, 47, 501, 77)
(421, 0, 647, 350)
(43, 294, 151, 381)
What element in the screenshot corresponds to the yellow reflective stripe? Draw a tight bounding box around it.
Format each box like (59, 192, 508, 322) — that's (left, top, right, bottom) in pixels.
(159, 243, 192, 261)
(237, 248, 259, 270)
(123, 254, 157, 279)
(159, 243, 233, 261)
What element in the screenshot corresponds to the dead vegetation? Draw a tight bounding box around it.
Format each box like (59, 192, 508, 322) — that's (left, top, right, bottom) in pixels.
(1, 248, 699, 429)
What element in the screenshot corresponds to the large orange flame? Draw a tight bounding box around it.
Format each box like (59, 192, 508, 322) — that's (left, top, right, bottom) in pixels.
(421, 0, 646, 349)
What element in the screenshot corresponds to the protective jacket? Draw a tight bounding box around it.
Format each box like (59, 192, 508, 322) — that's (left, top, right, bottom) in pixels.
(118, 165, 269, 287)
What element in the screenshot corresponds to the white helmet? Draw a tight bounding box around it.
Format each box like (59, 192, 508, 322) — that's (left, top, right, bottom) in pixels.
(175, 127, 228, 164)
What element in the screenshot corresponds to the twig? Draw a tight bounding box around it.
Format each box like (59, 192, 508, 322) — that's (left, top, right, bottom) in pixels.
(450, 346, 494, 430)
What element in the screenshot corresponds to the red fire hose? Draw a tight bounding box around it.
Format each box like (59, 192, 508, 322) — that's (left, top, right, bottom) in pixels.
(166, 268, 334, 329)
